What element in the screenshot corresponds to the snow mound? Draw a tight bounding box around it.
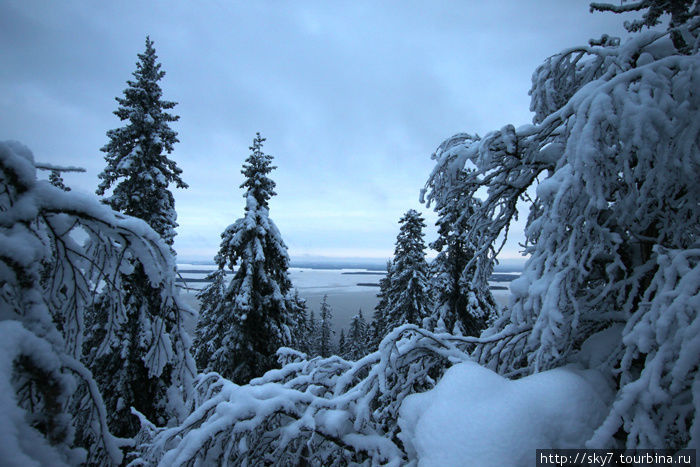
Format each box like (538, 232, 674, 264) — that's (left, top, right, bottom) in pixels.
(398, 361, 612, 467)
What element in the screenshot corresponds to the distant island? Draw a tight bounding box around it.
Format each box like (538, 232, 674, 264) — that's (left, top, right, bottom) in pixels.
(341, 271, 387, 276)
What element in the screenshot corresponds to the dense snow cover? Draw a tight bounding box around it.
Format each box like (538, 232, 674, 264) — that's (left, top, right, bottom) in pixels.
(132, 8, 699, 464)
(0, 321, 78, 467)
(132, 324, 490, 465)
(423, 10, 700, 451)
(0, 140, 191, 464)
(3, 4, 699, 465)
(399, 362, 612, 466)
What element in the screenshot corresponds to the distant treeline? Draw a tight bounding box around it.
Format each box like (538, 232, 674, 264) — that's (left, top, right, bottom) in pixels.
(177, 270, 519, 282)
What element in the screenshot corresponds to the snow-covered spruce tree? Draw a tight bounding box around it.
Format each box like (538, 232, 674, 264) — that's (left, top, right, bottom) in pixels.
(371, 261, 393, 348)
(96, 36, 186, 246)
(318, 294, 335, 358)
(192, 133, 304, 383)
(305, 309, 320, 357)
(338, 329, 347, 358)
(0, 141, 193, 465)
(375, 210, 432, 340)
(422, 3, 699, 449)
(85, 36, 194, 438)
(429, 179, 495, 336)
(347, 309, 370, 360)
(288, 289, 313, 355)
(191, 268, 227, 370)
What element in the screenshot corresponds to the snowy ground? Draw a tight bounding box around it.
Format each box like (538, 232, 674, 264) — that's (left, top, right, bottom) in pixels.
(399, 361, 613, 466)
(177, 265, 514, 336)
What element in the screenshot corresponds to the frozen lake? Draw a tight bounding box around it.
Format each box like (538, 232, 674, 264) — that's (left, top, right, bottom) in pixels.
(177, 265, 514, 336)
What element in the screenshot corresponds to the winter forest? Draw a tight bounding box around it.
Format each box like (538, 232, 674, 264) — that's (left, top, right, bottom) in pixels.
(1, 1, 699, 466)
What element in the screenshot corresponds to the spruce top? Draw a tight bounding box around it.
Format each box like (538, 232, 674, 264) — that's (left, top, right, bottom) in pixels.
(395, 209, 427, 259)
(97, 36, 186, 245)
(241, 132, 277, 208)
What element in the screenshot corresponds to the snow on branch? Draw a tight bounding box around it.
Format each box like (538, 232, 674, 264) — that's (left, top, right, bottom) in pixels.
(0, 140, 191, 464)
(589, 1, 647, 14)
(422, 13, 699, 450)
(35, 162, 86, 173)
(590, 0, 700, 50)
(589, 246, 700, 448)
(131, 323, 532, 465)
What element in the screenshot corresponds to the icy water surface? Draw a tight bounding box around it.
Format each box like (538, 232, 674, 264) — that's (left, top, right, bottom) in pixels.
(177, 265, 515, 336)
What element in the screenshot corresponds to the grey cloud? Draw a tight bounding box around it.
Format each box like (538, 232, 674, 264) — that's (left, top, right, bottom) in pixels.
(1, 0, 631, 260)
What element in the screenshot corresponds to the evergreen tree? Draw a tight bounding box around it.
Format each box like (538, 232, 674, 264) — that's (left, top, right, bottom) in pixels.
(429, 182, 494, 336)
(84, 36, 194, 438)
(192, 133, 304, 383)
(306, 309, 320, 357)
(192, 268, 227, 370)
(288, 290, 311, 355)
(375, 210, 431, 340)
(96, 36, 186, 246)
(318, 295, 335, 358)
(371, 261, 393, 348)
(347, 309, 369, 360)
(337, 329, 347, 358)
(0, 141, 191, 464)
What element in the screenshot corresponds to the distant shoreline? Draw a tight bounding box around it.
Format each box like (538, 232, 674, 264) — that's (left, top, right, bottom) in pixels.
(177, 283, 511, 291)
(341, 271, 386, 276)
(179, 259, 525, 273)
(176, 265, 520, 289)
(178, 267, 523, 275)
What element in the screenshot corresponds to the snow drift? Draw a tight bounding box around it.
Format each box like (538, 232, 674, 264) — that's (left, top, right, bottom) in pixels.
(399, 361, 612, 466)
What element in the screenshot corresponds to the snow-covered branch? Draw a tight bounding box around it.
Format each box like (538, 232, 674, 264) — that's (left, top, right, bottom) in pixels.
(35, 162, 86, 173)
(0, 140, 193, 464)
(131, 324, 496, 465)
(422, 12, 699, 450)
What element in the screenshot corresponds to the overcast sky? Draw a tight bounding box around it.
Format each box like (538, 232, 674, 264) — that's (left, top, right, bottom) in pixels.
(0, 1, 631, 262)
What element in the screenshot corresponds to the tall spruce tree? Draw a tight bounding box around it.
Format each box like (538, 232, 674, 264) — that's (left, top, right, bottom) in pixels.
(192, 269, 227, 370)
(306, 309, 320, 357)
(96, 36, 186, 246)
(84, 36, 194, 438)
(429, 181, 495, 336)
(337, 329, 347, 358)
(318, 295, 334, 358)
(347, 309, 369, 360)
(375, 210, 431, 340)
(288, 290, 312, 355)
(371, 261, 393, 348)
(193, 133, 304, 383)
